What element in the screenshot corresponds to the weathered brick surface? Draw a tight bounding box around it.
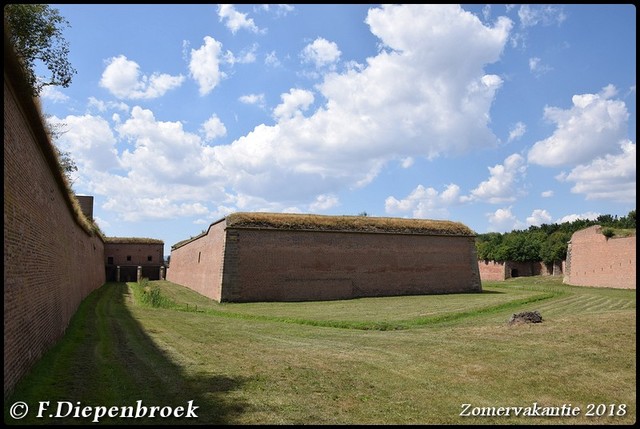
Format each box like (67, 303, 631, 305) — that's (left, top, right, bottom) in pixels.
(166, 220, 226, 301)
(169, 223, 482, 302)
(104, 242, 165, 281)
(478, 260, 506, 281)
(478, 260, 562, 281)
(4, 66, 105, 397)
(564, 226, 635, 289)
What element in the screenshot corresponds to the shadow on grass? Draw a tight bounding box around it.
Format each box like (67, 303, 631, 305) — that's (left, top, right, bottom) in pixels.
(4, 282, 248, 425)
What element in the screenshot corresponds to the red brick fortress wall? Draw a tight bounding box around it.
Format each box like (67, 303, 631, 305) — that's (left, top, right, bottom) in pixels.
(222, 228, 481, 302)
(104, 241, 165, 281)
(4, 45, 106, 397)
(564, 226, 636, 289)
(166, 220, 227, 301)
(478, 260, 506, 281)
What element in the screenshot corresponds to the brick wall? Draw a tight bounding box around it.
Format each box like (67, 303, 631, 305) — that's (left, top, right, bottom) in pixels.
(166, 220, 226, 301)
(169, 222, 482, 302)
(564, 226, 636, 289)
(4, 42, 106, 398)
(478, 260, 506, 281)
(478, 260, 561, 281)
(104, 242, 165, 281)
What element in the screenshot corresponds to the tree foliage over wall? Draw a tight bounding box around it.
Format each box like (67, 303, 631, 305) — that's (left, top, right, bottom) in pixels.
(4, 4, 76, 97)
(476, 210, 636, 263)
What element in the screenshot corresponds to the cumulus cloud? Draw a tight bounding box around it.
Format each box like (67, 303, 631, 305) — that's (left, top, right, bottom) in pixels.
(486, 207, 525, 232)
(40, 86, 69, 103)
(528, 85, 629, 167)
(272, 88, 315, 120)
(464, 154, 526, 203)
(47, 114, 120, 173)
(239, 93, 266, 108)
(189, 36, 227, 96)
(100, 55, 184, 100)
(301, 37, 342, 68)
(201, 114, 227, 142)
(58, 5, 517, 221)
(555, 212, 600, 224)
(309, 194, 339, 211)
(217, 4, 261, 34)
(526, 209, 552, 226)
(385, 184, 462, 219)
(541, 190, 554, 198)
(559, 139, 636, 202)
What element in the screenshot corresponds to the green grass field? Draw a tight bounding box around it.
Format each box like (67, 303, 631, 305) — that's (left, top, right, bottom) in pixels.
(4, 276, 636, 425)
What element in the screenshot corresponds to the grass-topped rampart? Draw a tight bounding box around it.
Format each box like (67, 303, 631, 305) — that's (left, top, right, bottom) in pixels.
(225, 212, 475, 236)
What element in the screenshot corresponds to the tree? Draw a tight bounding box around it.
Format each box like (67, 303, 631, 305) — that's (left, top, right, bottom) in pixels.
(4, 4, 77, 96)
(44, 116, 78, 185)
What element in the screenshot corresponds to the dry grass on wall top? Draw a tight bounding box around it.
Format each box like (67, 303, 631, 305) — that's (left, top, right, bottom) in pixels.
(104, 237, 164, 244)
(226, 212, 476, 236)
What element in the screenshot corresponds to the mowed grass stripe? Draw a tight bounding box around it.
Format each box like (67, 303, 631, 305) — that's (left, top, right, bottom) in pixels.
(5, 277, 636, 425)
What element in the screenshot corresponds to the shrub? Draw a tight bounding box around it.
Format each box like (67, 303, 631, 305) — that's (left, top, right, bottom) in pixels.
(601, 228, 615, 238)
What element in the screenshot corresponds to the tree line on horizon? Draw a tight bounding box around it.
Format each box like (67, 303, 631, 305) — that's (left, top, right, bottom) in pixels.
(475, 210, 636, 264)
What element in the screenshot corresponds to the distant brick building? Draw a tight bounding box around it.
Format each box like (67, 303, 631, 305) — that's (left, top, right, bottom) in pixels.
(564, 225, 636, 289)
(167, 212, 482, 302)
(104, 238, 165, 282)
(478, 260, 562, 281)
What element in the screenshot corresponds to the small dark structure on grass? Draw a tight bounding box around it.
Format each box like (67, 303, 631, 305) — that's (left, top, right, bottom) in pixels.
(508, 310, 543, 325)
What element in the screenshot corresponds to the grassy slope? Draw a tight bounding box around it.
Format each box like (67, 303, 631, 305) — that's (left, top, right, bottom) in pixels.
(4, 277, 636, 425)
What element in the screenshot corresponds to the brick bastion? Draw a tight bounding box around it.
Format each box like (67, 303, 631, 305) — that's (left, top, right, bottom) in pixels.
(167, 212, 482, 302)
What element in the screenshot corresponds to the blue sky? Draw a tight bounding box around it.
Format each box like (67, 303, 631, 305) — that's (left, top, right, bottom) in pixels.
(40, 4, 636, 257)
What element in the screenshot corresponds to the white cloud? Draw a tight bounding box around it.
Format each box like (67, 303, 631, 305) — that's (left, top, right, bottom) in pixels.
(309, 194, 339, 211)
(47, 114, 120, 173)
(239, 93, 266, 108)
(224, 43, 258, 65)
(507, 121, 526, 142)
(99, 55, 184, 100)
(189, 36, 227, 96)
(555, 212, 600, 224)
(518, 4, 566, 28)
(560, 140, 636, 202)
(258, 4, 294, 16)
(400, 157, 414, 168)
(201, 114, 227, 142)
(272, 88, 315, 120)
(385, 184, 461, 219)
(541, 190, 554, 198)
(528, 57, 552, 77)
(63, 5, 518, 221)
(301, 37, 342, 68)
(87, 97, 129, 114)
(464, 154, 526, 203)
(526, 209, 552, 226)
(486, 207, 524, 232)
(528, 85, 629, 167)
(217, 4, 261, 34)
(265, 50, 282, 67)
(40, 86, 69, 103)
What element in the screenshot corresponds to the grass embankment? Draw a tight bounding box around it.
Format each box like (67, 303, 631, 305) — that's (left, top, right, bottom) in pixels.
(5, 277, 636, 425)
